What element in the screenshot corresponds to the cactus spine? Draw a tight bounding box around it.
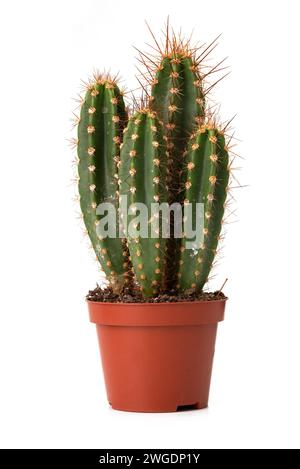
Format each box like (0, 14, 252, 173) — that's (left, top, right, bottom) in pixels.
(77, 75, 129, 290)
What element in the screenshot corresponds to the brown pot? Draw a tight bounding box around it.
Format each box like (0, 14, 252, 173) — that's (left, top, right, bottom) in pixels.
(88, 299, 226, 413)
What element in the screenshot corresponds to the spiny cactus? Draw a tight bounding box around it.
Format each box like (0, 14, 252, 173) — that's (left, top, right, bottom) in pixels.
(149, 41, 206, 288)
(178, 125, 229, 292)
(75, 25, 232, 297)
(77, 73, 130, 291)
(151, 54, 205, 200)
(119, 109, 168, 296)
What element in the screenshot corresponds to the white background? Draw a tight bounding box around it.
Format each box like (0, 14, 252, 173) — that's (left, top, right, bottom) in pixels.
(0, 0, 299, 449)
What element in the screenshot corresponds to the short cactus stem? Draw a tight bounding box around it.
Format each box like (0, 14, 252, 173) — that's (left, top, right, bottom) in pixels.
(119, 109, 168, 296)
(178, 125, 229, 292)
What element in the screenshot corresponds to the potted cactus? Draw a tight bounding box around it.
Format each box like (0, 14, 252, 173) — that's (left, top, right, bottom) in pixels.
(74, 24, 232, 412)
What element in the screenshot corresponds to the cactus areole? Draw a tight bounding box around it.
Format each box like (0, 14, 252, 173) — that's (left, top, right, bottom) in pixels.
(74, 23, 234, 412)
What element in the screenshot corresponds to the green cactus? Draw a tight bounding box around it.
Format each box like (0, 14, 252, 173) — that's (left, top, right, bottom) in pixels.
(148, 44, 206, 289)
(178, 124, 229, 292)
(77, 74, 129, 291)
(75, 28, 232, 297)
(119, 109, 168, 296)
(151, 54, 205, 201)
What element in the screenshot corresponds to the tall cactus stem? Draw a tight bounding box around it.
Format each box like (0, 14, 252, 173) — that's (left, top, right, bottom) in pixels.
(150, 52, 206, 289)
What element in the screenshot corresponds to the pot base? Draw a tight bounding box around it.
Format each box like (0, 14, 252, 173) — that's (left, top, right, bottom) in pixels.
(109, 401, 207, 413)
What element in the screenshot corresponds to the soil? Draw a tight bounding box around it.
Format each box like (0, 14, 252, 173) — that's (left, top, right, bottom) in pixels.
(87, 284, 227, 303)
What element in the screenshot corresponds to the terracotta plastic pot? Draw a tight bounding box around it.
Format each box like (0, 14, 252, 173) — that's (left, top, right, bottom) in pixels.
(88, 299, 226, 413)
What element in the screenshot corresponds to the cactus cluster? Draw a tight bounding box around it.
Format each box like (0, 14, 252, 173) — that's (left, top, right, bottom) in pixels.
(75, 25, 231, 297)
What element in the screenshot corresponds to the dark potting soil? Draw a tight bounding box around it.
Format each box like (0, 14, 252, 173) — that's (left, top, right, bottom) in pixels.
(87, 284, 227, 303)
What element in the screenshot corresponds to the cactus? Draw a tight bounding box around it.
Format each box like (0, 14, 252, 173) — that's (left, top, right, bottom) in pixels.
(75, 27, 232, 297)
(151, 54, 205, 202)
(178, 124, 229, 292)
(77, 74, 129, 291)
(144, 38, 206, 289)
(119, 109, 168, 296)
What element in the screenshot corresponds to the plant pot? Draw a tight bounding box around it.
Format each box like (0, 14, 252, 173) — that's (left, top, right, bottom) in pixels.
(88, 299, 226, 413)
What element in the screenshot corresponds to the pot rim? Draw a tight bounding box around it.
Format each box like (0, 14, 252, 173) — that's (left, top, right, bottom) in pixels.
(87, 298, 227, 326)
(87, 297, 227, 306)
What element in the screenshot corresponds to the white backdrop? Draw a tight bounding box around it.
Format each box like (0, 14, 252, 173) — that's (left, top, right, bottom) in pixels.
(0, 0, 299, 449)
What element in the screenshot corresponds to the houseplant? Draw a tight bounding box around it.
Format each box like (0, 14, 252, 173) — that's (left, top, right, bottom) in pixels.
(74, 23, 233, 412)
